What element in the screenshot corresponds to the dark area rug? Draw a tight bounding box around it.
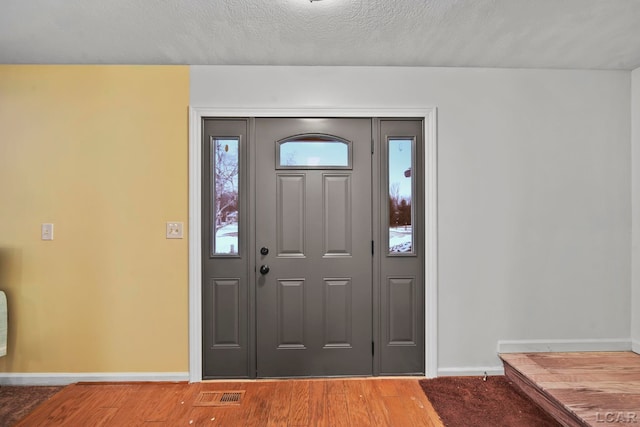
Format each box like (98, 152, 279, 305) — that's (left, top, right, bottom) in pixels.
(419, 376, 561, 427)
(0, 386, 63, 427)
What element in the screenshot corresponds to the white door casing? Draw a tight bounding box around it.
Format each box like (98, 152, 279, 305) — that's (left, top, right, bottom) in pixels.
(188, 107, 438, 382)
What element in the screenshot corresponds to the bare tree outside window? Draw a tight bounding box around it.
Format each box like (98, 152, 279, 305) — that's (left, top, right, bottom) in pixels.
(388, 139, 413, 253)
(213, 138, 239, 254)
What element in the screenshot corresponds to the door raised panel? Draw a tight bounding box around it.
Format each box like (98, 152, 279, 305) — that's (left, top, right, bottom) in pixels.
(211, 279, 240, 348)
(323, 278, 353, 348)
(277, 174, 306, 257)
(277, 279, 306, 349)
(323, 174, 352, 257)
(387, 277, 416, 345)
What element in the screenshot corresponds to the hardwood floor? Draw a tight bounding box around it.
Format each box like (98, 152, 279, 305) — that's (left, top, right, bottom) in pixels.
(501, 352, 640, 427)
(16, 378, 443, 426)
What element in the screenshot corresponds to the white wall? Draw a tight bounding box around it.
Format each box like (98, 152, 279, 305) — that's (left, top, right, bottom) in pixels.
(191, 66, 631, 373)
(633, 67, 640, 353)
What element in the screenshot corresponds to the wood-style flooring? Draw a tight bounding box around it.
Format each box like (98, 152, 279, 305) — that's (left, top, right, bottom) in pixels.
(500, 351, 640, 427)
(16, 378, 443, 426)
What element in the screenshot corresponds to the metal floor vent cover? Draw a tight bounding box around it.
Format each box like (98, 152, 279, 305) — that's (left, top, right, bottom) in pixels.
(193, 391, 245, 406)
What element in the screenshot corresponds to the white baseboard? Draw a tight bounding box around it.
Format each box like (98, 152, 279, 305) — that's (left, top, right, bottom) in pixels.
(0, 372, 189, 386)
(437, 366, 504, 377)
(633, 340, 640, 354)
(497, 338, 632, 354)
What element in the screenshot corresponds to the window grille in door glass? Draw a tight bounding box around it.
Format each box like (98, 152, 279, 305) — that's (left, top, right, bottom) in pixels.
(277, 134, 352, 169)
(388, 138, 414, 255)
(212, 138, 239, 255)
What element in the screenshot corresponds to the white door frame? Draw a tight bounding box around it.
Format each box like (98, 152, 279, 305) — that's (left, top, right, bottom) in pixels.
(188, 107, 438, 382)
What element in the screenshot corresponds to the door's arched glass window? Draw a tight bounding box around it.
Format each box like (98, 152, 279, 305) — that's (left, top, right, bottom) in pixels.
(277, 134, 352, 169)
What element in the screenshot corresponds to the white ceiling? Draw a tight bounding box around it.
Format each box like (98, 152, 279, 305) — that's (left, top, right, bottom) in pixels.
(1, 0, 640, 70)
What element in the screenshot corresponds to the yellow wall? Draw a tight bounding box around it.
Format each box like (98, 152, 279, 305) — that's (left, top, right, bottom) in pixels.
(0, 65, 190, 372)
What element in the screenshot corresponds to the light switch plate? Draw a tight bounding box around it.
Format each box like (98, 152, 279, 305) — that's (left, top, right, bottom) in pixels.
(166, 222, 184, 239)
(41, 223, 54, 240)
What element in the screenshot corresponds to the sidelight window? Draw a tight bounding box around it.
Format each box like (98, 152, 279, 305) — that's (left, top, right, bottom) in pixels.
(277, 134, 352, 169)
(388, 138, 414, 255)
(212, 137, 240, 255)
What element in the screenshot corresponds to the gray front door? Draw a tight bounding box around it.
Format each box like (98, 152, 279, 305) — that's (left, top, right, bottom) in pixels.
(255, 118, 373, 377)
(201, 117, 425, 379)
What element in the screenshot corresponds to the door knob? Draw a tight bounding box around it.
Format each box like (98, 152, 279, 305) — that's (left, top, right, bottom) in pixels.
(260, 247, 269, 256)
(259, 265, 270, 275)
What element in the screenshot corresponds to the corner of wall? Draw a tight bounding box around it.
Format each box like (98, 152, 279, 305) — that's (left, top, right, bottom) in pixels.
(632, 67, 640, 349)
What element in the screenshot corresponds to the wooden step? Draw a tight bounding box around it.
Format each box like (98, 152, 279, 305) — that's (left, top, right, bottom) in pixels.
(500, 352, 640, 427)
(501, 356, 587, 427)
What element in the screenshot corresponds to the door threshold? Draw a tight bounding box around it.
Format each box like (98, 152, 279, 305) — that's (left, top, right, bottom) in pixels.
(202, 375, 428, 383)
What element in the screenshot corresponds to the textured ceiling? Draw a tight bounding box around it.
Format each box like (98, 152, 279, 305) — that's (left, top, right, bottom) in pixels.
(1, 0, 640, 70)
